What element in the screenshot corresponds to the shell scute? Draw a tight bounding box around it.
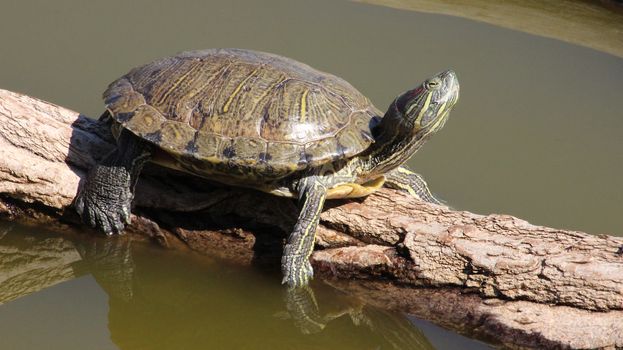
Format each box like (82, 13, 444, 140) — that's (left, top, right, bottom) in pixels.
(158, 121, 196, 153)
(106, 90, 145, 115)
(230, 137, 266, 165)
(265, 142, 306, 171)
(192, 132, 223, 161)
(122, 105, 166, 138)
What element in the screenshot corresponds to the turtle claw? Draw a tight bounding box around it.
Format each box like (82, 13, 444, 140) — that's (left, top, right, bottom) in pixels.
(110, 209, 128, 235)
(74, 194, 85, 218)
(74, 164, 134, 236)
(87, 209, 98, 229)
(98, 215, 113, 236)
(121, 204, 132, 225)
(115, 224, 127, 235)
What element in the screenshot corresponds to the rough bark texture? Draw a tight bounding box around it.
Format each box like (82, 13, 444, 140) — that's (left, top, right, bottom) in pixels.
(0, 89, 622, 349)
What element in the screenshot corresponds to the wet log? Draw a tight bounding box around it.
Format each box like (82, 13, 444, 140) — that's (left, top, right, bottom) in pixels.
(0, 89, 621, 349)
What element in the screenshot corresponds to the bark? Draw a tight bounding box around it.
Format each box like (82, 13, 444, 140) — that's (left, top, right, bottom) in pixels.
(0, 89, 622, 349)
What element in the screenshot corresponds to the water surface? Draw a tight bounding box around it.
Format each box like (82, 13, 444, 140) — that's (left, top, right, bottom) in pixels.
(0, 225, 488, 349)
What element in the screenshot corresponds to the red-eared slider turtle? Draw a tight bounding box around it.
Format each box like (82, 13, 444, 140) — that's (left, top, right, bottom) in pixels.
(75, 48, 459, 287)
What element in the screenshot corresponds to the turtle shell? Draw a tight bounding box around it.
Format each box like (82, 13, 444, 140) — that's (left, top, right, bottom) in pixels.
(103, 48, 378, 179)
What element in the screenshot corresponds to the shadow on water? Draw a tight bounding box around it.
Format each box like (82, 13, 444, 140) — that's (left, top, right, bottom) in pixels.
(0, 224, 451, 350)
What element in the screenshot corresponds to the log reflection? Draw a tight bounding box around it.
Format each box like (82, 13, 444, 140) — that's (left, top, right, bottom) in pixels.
(0, 227, 435, 350)
(0, 224, 81, 305)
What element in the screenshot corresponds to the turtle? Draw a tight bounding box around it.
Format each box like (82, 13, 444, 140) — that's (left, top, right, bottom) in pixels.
(74, 48, 460, 288)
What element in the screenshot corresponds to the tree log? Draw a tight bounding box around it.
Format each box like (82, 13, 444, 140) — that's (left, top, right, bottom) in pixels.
(0, 89, 621, 349)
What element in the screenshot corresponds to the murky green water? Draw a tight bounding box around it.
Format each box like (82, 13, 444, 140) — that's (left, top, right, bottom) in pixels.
(0, 224, 487, 349)
(1, 0, 622, 348)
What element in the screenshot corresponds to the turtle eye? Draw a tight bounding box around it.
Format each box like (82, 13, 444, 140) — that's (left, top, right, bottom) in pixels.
(425, 78, 441, 90)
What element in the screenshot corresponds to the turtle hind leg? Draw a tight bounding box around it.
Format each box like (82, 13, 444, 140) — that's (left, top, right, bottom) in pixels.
(74, 129, 152, 235)
(281, 177, 327, 288)
(384, 166, 444, 205)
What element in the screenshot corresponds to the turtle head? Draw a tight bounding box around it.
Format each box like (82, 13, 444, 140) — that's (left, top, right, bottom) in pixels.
(363, 70, 459, 176)
(392, 69, 459, 140)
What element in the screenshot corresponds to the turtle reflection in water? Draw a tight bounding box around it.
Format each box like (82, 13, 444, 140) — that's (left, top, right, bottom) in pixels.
(74, 48, 460, 287)
(0, 228, 436, 349)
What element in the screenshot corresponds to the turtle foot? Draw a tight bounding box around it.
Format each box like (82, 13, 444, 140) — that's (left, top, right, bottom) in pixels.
(281, 255, 314, 288)
(74, 164, 133, 235)
(284, 285, 325, 334)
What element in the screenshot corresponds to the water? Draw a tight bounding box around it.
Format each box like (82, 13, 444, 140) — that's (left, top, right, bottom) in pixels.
(0, 0, 621, 348)
(0, 225, 486, 349)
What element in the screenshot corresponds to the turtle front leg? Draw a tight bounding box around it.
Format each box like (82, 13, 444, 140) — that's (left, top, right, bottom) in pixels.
(74, 130, 152, 235)
(281, 177, 327, 288)
(283, 285, 325, 334)
(384, 166, 443, 205)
